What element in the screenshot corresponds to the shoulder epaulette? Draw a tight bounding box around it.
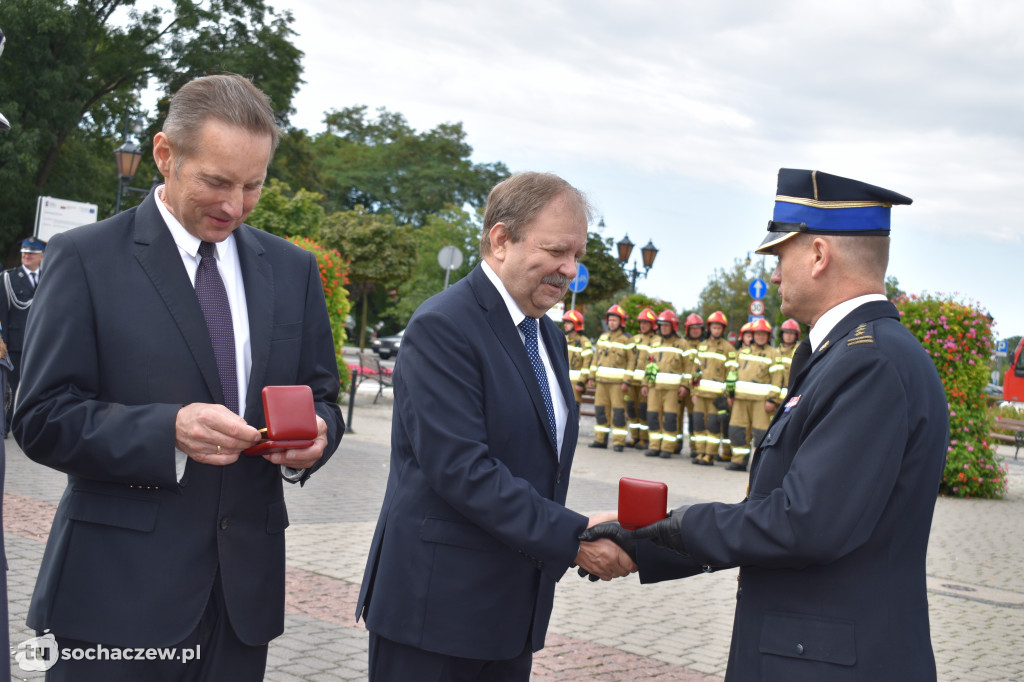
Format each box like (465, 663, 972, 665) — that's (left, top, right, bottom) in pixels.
(847, 323, 875, 347)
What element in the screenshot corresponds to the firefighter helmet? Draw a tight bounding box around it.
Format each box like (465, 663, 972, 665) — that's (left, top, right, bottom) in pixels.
(740, 322, 753, 334)
(637, 307, 657, 325)
(707, 311, 728, 327)
(684, 313, 704, 331)
(750, 318, 772, 333)
(606, 304, 627, 320)
(656, 309, 679, 332)
(563, 309, 585, 332)
(781, 318, 801, 338)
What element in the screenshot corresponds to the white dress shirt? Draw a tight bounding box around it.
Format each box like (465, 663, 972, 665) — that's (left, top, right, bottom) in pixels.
(809, 294, 888, 352)
(481, 260, 568, 457)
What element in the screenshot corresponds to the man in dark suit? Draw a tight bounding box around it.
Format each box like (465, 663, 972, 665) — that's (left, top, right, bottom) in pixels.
(0, 236, 45, 437)
(357, 172, 635, 681)
(14, 74, 344, 680)
(583, 169, 949, 680)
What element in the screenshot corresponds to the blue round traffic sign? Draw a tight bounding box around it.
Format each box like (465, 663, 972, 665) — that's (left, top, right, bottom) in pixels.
(748, 278, 768, 300)
(568, 263, 589, 293)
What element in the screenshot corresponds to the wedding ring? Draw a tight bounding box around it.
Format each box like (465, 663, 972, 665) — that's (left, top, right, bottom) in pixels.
(216, 445, 222, 455)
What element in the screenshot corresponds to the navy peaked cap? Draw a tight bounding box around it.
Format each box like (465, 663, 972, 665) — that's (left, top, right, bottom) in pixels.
(755, 169, 912, 255)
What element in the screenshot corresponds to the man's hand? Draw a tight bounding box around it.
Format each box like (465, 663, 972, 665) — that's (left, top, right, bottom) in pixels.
(261, 415, 329, 469)
(678, 386, 689, 400)
(620, 381, 630, 393)
(574, 539, 636, 581)
(726, 397, 734, 409)
(176, 403, 261, 466)
(641, 386, 649, 397)
(579, 521, 637, 561)
(764, 400, 777, 414)
(632, 507, 690, 557)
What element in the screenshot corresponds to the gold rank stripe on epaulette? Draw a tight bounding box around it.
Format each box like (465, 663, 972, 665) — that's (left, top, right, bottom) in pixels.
(848, 337, 874, 346)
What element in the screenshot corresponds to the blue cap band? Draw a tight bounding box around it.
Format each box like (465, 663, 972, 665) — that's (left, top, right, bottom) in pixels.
(772, 201, 891, 233)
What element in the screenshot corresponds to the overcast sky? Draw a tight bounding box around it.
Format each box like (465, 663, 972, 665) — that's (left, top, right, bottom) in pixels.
(284, 0, 1023, 343)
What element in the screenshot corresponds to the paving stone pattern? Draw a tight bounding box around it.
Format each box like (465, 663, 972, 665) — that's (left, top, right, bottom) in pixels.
(6, 381, 1024, 680)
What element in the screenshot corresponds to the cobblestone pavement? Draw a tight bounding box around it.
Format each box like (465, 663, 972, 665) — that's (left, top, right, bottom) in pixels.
(6, 382, 1024, 680)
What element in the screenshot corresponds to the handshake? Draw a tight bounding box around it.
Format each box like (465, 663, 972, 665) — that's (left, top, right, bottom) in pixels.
(573, 507, 690, 582)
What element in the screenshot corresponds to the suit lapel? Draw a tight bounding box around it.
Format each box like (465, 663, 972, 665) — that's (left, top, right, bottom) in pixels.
(131, 194, 224, 406)
(471, 267, 560, 455)
(234, 226, 272, 423)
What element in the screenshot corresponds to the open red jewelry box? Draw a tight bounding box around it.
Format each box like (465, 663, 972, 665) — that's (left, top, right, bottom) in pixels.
(243, 385, 317, 455)
(618, 477, 668, 530)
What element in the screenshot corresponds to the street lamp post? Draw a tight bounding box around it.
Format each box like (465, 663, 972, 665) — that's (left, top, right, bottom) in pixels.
(616, 232, 659, 293)
(113, 140, 144, 215)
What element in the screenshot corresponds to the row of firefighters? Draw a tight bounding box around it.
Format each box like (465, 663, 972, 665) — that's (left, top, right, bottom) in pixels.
(563, 306, 802, 472)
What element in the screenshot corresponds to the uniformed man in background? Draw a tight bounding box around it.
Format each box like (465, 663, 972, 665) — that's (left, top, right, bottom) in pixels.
(725, 318, 783, 471)
(691, 311, 737, 466)
(563, 309, 593, 418)
(642, 310, 688, 459)
(776, 317, 801, 401)
(585, 304, 633, 451)
(679, 313, 704, 456)
(1, 236, 45, 437)
(625, 308, 658, 450)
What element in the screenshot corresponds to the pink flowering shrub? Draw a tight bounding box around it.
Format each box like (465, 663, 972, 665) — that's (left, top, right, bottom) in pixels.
(894, 293, 1007, 498)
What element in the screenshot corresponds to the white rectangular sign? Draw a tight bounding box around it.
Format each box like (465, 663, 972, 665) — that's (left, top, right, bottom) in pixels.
(34, 196, 99, 242)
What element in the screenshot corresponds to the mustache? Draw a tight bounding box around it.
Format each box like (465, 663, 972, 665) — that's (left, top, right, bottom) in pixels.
(541, 274, 571, 288)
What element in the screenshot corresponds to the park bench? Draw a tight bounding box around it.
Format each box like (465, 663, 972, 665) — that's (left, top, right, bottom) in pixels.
(356, 352, 393, 404)
(990, 415, 1024, 460)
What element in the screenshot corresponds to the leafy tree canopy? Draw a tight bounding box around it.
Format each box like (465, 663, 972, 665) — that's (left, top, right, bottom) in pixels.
(0, 0, 303, 252)
(697, 259, 782, 340)
(298, 106, 509, 228)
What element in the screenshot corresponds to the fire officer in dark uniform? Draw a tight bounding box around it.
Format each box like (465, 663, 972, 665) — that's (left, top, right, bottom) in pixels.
(0, 237, 45, 437)
(583, 168, 949, 681)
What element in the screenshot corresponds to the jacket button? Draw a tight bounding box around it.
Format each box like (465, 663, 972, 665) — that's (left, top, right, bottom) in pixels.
(219, 517, 229, 530)
(795, 643, 805, 655)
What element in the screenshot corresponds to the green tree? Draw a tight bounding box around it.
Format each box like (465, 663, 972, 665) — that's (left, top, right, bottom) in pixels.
(246, 179, 326, 239)
(321, 206, 416, 350)
(885, 275, 905, 301)
(697, 259, 782, 339)
(392, 206, 481, 326)
(0, 0, 303, 253)
(306, 106, 509, 227)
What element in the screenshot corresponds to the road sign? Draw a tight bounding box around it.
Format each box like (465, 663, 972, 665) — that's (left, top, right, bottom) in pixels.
(748, 278, 768, 300)
(749, 300, 765, 316)
(437, 245, 463, 271)
(568, 263, 589, 293)
(996, 340, 1008, 357)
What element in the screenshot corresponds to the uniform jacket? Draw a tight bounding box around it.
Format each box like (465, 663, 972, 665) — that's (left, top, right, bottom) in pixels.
(733, 344, 782, 402)
(565, 331, 593, 385)
(356, 264, 587, 660)
(0, 266, 36, 355)
(13, 193, 345, 648)
(628, 331, 657, 385)
(693, 336, 738, 398)
(589, 329, 633, 384)
(637, 301, 948, 680)
(648, 334, 688, 387)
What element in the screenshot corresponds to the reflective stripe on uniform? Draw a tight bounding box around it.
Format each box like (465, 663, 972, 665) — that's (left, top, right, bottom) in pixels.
(596, 366, 628, 381)
(655, 373, 684, 386)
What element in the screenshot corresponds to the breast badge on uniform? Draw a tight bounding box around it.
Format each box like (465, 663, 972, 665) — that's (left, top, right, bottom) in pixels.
(784, 395, 801, 413)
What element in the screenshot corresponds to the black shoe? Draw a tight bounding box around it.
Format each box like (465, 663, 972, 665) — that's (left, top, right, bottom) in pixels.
(588, 441, 607, 449)
(660, 451, 673, 459)
(689, 451, 697, 459)
(612, 445, 624, 452)
(634, 442, 647, 450)
(644, 449, 660, 457)
(726, 462, 747, 471)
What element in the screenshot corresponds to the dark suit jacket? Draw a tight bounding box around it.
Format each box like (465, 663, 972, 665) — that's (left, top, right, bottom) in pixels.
(637, 301, 948, 680)
(13, 193, 345, 648)
(356, 264, 588, 660)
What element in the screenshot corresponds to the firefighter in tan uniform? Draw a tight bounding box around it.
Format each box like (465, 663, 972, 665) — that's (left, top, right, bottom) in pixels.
(563, 309, 593, 418)
(625, 308, 658, 450)
(584, 304, 633, 451)
(776, 317, 801, 401)
(691, 311, 738, 466)
(725, 318, 784, 471)
(679, 313, 704, 456)
(642, 310, 688, 458)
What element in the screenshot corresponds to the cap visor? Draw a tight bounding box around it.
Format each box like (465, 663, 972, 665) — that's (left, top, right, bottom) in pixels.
(754, 230, 799, 255)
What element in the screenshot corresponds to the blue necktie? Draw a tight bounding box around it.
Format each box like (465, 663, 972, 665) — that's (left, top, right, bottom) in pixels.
(195, 241, 238, 414)
(519, 317, 557, 445)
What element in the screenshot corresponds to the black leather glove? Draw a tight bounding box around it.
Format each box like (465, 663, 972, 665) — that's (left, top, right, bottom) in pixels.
(576, 521, 637, 581)
(632, 507, 690, 557)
